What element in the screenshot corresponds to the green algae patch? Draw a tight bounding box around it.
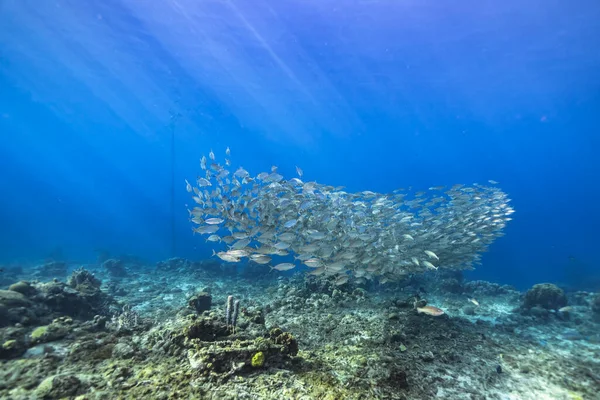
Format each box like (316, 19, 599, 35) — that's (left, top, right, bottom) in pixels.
(251, 351, 265, 367)
(30, 326, 49, 343)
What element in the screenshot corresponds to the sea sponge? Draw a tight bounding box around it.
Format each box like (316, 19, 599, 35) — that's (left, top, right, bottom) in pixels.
(523, 283, 567, 310)
(251, 351, 265, 367)
(188, 291, 212, 313)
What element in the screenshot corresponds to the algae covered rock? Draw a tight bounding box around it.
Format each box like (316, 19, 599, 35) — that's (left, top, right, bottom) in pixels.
(187, 335, 296, 375)
(112, 341, 136, 359)
(0, 289, 32, 308)
(523, 283, 567, 310)
(29, 318, 71, 344)
(242, 306, 265, 325)
(0, 289, 35, 327)
(8, 280, 37, 297)
(1, 337, 26, 359)
(269, 327, 299, 356)
(35, 374, 89, 398)
(184, 318, 229, 341)
(34, 279, 111, 319)
(68, 267, 101, 291)
(182, 316, 299, 377)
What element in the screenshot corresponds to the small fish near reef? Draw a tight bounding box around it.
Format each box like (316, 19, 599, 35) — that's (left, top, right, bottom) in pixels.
(416, 306, 445, 316)
(468, 298, 480, 307)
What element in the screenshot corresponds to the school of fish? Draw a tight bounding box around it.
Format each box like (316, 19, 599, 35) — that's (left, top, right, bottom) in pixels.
(186, 148, 514, 285)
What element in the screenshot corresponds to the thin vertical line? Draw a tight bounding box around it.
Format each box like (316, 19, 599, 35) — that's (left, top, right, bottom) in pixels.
(170, 122, 175, 257)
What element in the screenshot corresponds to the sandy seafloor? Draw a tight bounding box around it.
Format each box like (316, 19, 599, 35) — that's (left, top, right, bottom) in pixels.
(1, 257, 599, 400)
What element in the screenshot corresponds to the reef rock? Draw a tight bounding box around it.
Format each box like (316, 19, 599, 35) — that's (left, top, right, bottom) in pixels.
(0, 289, 31, 308)
(0, 290, 36, 327)
(33, 277, 110, 319)
(188, 292, 212, 314)
(68, 267, 101, 290)
(522, 283, 567, 310)
(156, 257, 191, 273)
(34, 374, 89, 399)
(8, 281, 37, 296)
(186, 328, 298, 376)
(34, 261, 67, 278)
(102, 259, 128, 278)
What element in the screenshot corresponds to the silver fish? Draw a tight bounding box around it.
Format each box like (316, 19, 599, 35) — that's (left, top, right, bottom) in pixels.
(424, 250, 439, 260)
(422, 260, 438, 270)
(271, 263, 296, 271)
(193, 225, 219, 234)
(304, 258, 323, 268)
(188, 148, 514, 282)
(334, 275, 349, 285)
(250, 254, 271, 264)
(197, 178, 212, 187)
(284, 219, 298, 228)
(206, 234, 221, 242)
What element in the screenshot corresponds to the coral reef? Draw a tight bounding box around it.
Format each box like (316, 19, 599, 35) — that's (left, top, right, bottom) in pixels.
(68, 267, 101, 289)
(463, 280, 517, 296)
(33, 261, 67, 278)
(108, 305, 144, 332)
(7, 280, 36, 296)
(523, 283, 568, 310)
(29, 318, 71, 344)
(156, 257, 191, 273)
(0, 259, 599, 399)
(1, 269, 111, 331)
(102, 259, 128, 278)
(184, 318, 229, 341)
(34, 374, 90, 398)
(0, 289, 34, 327)
(35, 274, 111, 319)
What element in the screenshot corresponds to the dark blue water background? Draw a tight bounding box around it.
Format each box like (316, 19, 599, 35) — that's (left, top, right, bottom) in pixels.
(1, 0, 599, 289)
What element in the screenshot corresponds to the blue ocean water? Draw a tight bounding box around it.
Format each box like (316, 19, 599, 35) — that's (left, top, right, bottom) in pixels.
(1, 0, 599, 290)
